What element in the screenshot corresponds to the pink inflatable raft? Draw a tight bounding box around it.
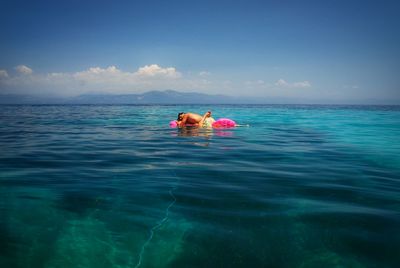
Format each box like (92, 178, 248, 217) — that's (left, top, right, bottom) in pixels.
(211, 118, 236, 128)
(169, 118, 236, 128)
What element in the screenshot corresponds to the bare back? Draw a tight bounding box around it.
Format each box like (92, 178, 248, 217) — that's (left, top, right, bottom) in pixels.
(184, 113, 203, 124)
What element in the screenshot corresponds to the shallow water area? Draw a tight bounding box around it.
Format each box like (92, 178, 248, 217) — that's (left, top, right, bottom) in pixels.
(0, 104, 400, 267)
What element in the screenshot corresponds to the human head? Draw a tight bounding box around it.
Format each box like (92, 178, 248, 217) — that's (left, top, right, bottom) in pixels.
(177, 112, 185, 121)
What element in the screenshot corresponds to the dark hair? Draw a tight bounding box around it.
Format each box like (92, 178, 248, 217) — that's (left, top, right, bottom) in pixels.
(177, 112, 184, 121)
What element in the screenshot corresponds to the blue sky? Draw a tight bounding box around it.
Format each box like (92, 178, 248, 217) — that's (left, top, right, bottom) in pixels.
(0, 0, 399, 103)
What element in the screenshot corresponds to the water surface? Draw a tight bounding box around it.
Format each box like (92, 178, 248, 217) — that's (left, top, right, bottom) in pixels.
(0, 105, 399, 267)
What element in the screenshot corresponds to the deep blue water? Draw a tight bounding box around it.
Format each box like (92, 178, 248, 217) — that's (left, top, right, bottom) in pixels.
(0, 104, 399, 268)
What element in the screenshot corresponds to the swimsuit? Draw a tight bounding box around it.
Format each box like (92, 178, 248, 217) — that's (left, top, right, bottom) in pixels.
(203, 118, 213, 128)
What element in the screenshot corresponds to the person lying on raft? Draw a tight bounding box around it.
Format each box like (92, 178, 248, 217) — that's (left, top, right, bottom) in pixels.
(176, 111, 215, 128)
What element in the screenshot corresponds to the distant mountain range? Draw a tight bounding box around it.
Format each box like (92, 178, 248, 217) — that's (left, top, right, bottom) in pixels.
(0, 90, 394, 105)
(0, 90, 262, 104)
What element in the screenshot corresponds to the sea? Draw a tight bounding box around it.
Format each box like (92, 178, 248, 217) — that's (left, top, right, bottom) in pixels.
(0, 104, 399, 268)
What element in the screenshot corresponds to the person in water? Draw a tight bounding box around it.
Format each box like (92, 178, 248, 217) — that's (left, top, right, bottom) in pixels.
(176, 111, 215, 128)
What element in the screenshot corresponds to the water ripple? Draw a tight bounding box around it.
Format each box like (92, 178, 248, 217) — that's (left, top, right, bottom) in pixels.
(0, 104, 399, 267)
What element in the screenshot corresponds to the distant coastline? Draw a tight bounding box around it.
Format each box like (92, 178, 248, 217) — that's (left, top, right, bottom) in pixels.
(0, 90, 398, 105)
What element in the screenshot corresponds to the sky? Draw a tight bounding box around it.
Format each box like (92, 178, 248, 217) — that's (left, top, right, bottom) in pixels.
(0, 0, 399, 104)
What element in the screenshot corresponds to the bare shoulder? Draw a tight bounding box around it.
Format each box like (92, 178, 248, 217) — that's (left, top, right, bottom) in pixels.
(188, 113, 202, 120)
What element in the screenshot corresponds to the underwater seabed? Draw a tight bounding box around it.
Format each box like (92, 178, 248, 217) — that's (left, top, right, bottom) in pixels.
(0, 175, 396, 267)
(1, 145, 397, 267)
(0, 184, 193, 268)
(47, 215, 191, 268)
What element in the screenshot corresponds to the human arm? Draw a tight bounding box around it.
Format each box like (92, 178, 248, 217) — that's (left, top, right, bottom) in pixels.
(178, 113, 189, 127)
(198, 111, 211, 127)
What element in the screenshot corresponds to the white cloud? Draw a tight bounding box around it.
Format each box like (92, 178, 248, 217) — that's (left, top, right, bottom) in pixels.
(199, 71, 211, 77)
(73, 66, 123, 84)
(0, 64, 213, 96)
(293, 81, 311, 88)
(0, 70, 9, 78)
(275, 79, 288, 87)
(71, 64, 182, 88)
(81, 65, 120, 75)
(134, 64, 181, 78)
(256, 80, 265, 85)
(275, 79, 311, 88)
(0, 64, 312, 98)
(15, 65, 33, 75)
(245, 79, 267, 88)
(1, 64, 183, 92)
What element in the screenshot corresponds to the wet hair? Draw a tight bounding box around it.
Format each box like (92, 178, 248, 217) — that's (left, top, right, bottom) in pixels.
(177, 112, 184, 121)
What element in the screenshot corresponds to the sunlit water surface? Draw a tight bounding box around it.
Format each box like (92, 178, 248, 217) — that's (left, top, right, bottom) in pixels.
(0, 105, 399, 267)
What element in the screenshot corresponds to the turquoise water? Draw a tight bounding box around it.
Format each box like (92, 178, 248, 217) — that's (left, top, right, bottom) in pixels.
(0, 104, 399, 268)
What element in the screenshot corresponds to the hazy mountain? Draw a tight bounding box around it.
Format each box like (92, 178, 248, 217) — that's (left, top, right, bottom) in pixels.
(0, 90, 257, 104)
(0, 94, 65, 104)
(1, 90, 389, 105)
